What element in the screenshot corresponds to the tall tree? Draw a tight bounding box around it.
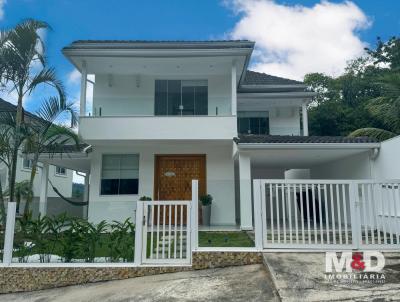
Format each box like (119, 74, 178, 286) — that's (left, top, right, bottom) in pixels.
(0, 19, 65, 204)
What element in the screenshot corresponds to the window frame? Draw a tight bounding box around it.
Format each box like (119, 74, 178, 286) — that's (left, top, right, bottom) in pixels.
(22, 158, 33, 170)
(55, 166, 67, 177)
(100, 153, 140, 196)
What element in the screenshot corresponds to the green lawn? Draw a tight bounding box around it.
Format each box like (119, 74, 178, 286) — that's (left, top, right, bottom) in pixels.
(199, 231, 254, 247)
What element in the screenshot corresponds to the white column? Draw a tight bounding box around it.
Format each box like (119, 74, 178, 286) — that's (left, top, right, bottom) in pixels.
(302, 102, 309, 136)
(239, 152, 253, 230)
(39, 162, 49, 215)
(80, 61, 87, 116)
(83, 173, 90, 219)
(231, 61, 237, 116)
(83, 173, 89, 202)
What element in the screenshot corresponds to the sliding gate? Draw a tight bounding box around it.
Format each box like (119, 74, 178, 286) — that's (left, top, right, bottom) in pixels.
(255, 180, 400, 250)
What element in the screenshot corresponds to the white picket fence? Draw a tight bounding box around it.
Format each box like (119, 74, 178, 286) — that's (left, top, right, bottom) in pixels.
(253, 179, 400, 250)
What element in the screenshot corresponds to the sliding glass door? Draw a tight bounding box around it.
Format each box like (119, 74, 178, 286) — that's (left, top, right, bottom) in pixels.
(155, 80, 208, 116)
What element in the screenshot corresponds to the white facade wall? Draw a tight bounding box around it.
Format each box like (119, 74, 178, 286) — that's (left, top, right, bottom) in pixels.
(88, 142, 236, 226)
(269, 107, 300, 135)
(372, 136, 400, 179)
(92, 74, 232, 117)
(310, 151, 372, 179)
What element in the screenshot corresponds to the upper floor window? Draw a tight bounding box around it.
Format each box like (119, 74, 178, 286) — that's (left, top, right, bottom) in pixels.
(238, 112, 269, 135)
(155, 80, 208, 116)
(22, 158, 33, 170)
(101, 154, 139, 195)
(55, 166, 67, 176)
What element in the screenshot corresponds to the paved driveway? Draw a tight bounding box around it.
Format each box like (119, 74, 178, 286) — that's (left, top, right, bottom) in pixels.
(1, 264, 279, 302)
(264, 252, 400, 302)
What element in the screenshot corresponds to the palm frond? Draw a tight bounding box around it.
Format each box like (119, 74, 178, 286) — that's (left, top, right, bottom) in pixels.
(27, 68, 66, 101)
(35, 96, 77, 128)
(348, 127, 397, 142)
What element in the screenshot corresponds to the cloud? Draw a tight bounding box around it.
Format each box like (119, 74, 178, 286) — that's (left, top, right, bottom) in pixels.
(0, 0, 6, 20)
(68, 69, 81, 84)
(67, 71, 95, 116)
(226, 0, 371, 80)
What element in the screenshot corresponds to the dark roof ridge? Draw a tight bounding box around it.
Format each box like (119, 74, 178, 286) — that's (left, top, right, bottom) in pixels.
(234, 134, 378, 144)
(242, 70, 304, 86)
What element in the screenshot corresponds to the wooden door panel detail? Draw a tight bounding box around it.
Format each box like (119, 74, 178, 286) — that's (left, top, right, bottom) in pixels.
(154, 155, 206, 224)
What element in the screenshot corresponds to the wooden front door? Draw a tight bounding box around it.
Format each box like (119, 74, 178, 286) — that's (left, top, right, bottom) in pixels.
(154, 155, 206, 223)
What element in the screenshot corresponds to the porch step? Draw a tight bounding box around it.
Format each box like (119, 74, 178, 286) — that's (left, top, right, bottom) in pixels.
(150, 233, 187, 258)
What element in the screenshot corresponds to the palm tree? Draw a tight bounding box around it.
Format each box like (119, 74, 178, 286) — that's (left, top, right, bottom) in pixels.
(349, 71, 400, 141)
(0, 19, 65, 204)
(23, 96, 78, 214)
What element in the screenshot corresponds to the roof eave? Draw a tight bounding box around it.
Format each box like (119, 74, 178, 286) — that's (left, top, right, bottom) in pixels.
(238, 91, 317, 99)
(236, 143, 380, 149)
(240, 84, 307, 89)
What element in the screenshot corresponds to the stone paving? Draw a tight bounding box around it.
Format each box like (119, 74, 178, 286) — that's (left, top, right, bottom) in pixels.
(263, 252, 400, 302)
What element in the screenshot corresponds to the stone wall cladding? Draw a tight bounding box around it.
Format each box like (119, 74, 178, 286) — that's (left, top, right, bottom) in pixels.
(0, 252, 262, 294)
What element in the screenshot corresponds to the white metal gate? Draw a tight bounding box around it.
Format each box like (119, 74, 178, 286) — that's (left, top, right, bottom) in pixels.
(141, 200, 192, 264)
(134, 180, 198, 265)
(254, 179, 400, 250)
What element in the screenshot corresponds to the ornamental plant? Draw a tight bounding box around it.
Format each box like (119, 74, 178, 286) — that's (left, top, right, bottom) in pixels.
(199, 194, 213, 206)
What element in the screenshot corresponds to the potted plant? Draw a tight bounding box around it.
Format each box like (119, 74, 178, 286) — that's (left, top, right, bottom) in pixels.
(200, 194, 213, 226)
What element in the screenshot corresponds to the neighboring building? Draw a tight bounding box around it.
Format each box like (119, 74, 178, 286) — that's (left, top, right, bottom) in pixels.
(36, 40, 381, 229)
(0, 99, 76, 217)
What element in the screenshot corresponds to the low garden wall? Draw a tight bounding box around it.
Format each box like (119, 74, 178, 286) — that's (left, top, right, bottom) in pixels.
(0, 251, 262, 293)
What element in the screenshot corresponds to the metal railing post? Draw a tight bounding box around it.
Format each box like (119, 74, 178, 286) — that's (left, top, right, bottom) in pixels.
(349, 182, 362, 249)
(134, 201, 144, 265)
(3, 202, 16, 265)
(253, 180, 263, 250)
(191, 180, 199, 252)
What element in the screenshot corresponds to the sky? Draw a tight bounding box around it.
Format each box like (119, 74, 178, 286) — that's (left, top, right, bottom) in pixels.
(0, 0, 399, 113)
(0, 0, 399, 182)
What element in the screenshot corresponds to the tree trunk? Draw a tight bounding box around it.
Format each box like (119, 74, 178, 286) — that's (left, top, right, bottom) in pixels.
(24, 152, 39, 216)
(9, 92, 24, 204)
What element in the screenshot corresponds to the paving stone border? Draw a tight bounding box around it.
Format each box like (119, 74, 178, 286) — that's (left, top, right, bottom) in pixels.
(0, 251, 262, 293)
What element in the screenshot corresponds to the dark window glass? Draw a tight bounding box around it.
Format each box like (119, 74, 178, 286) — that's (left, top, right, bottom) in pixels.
(259, 117, 268, 134)
(195, 86, 208, 115)
(101, 154, 139, 195)
(155, 80, 167, 115)
(155, 80, 208, 116)
(182, 86, 195, 115)
(119, 179, 139, 194)
(101, 179, 119, 195)
(238, 117, 250, 134)
(238, 117, 269, 135)
(167, 80, 181, 115)
(249, 118, 259, 134)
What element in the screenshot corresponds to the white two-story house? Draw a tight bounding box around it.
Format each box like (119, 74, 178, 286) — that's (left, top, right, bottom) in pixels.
(36, 40, 380, 230)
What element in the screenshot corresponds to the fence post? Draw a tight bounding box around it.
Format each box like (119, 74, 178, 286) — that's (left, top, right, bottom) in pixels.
(134, 201, 144, 265)
(253, 180, 263, 251)
(349, 182, 361, 249)
(3, 201, 16, 265)
(191, 180, 199, 252)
